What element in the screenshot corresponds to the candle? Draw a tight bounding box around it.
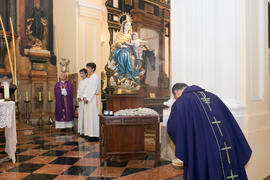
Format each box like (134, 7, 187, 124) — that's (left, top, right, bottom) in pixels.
(26, 91, 29, 101)
(101, 71, 105, 80)
(3, 83, 9, 100)
(38, 92, 42, 101)
(48, 91, 51, 101)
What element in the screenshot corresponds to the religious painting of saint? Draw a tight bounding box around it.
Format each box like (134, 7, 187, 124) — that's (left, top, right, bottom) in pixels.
(25, 0, 50, 50)
(30, 1, 44, 41)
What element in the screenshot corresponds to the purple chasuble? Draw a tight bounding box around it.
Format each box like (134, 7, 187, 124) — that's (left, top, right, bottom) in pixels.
(167, 85, 252, 180)
(54, 81, 74, 122)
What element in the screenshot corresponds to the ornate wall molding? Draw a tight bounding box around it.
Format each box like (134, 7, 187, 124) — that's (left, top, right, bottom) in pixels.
(249, 0, 265, 102)
(76, 0, 105, 19)
(222, 98, 246, 129)
(82, 21, 97, 63)
(76, 0, 105, 11)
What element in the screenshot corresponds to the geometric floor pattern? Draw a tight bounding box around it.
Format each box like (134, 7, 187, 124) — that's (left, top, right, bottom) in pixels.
(0, 124, 183, 180)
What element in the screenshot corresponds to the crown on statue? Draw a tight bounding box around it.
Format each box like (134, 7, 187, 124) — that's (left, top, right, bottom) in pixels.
(34, 0, 40, 5)
(119, 12, 133, 26)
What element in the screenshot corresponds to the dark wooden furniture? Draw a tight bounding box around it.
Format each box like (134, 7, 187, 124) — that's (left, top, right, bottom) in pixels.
(102, 94, 169, 121)
(144, 97, 169, 122)
(99, 115, 160, 167)
(105, 94, 144, 112)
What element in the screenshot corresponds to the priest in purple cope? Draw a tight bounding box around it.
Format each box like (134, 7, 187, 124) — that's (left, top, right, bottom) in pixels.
(167, 83, 252, 180)
(54, 72, 74, 129)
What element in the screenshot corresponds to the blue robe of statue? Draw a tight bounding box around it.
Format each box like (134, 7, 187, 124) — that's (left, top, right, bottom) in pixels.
(112, 46, 139, 82)
(167, 85, 252, 180)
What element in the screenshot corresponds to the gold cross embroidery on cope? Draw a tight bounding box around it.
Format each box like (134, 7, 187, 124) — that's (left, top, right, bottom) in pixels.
(212, 117, 223, 137)
(226, 169, 239, 180)
(199, 91, 212, 111)
(221, 142, 232, 164)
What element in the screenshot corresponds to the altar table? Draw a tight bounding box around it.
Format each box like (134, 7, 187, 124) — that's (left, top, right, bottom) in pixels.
(0, 101, 17, 163)
(99, 115, 160, 167)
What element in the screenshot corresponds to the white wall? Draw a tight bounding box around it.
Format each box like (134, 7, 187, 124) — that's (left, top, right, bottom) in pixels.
(76, 0, 110, 79)
(54, 0, 77, 75)
(244, 0, 270, 179)
(171, 0, 245, 126)
(54, 0, 110, 80)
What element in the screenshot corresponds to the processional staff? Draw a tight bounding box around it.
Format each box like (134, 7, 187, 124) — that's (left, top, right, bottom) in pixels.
(0, 16, 19, 102)
(0, 16, 15, 84)
(9, 17, 18, 102)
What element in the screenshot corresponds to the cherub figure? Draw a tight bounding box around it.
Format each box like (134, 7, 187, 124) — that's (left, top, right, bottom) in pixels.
(130, 32, 147, 60)
(107, 59, 116, 70)
(59, 58, 70, 73)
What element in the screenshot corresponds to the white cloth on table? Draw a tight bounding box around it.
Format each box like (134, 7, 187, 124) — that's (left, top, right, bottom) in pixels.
(0, 101, 17, 163)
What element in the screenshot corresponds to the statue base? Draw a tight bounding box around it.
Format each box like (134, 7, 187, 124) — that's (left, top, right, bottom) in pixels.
(113, 87, 139, 95)
(24, 48, 50, 58)
(25, 48, 52, 122)
(105, 94, 144, 112)
(24, 48, 51, 71)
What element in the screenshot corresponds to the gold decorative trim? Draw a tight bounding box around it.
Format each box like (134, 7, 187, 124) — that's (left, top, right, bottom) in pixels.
(108, 21, 120, 25)
(193, 92, 226, 179)
(226, 169, 239, 180)
(118, 12, 133, 25)
(221, 142, 232, 164)
(212, 117, 223, 137)
(144, 0, 168, 8)
(107, 6, 122, 12)
(125, 0, 133, 6)
(144, 4, 154, 14)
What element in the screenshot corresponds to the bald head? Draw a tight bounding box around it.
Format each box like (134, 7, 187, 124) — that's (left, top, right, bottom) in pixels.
(59, 73, 67, 81)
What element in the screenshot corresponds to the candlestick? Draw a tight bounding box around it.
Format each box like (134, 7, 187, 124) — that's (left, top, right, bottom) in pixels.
(38, 92, 42, 102)
(47, 98, 54, 125)
(24, 99, 31, 125)
(37, 92, 43, 127)
(25, 91, 29, 102)
(48, 91, 51, 101)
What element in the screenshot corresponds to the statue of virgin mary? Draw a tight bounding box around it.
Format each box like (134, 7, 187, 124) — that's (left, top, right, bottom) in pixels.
(110, 19, 139, 85)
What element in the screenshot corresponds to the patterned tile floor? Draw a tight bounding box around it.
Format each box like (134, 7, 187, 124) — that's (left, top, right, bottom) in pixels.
(0, 123, 183, 180)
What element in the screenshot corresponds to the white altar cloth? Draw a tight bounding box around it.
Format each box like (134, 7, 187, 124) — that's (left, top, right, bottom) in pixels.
(0, 101, 17, 163)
